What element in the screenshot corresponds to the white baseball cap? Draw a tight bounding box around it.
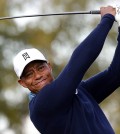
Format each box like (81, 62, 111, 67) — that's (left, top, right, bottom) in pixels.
(13, 48, 47, 78)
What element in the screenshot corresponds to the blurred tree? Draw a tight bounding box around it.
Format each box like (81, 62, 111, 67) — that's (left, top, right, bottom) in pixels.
(0, 0, 120, 133)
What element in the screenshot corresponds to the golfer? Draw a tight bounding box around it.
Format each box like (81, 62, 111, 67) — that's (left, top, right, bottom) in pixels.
(13, 6, 119, 134)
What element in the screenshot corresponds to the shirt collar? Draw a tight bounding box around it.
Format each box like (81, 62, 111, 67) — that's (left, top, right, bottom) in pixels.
(29, 92, 36, 101)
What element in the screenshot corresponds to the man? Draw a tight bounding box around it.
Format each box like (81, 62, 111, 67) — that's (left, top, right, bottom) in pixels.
(13, 6, 120, 134)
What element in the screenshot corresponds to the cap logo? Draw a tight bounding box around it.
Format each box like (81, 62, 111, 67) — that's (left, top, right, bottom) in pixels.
(22, 52, 30, 61)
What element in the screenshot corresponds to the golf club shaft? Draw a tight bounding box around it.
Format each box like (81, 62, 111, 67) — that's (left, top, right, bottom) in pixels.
(0, 10, 100, 20)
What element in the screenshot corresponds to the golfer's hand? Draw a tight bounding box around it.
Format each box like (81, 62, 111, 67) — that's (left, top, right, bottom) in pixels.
(100, 6, 116, 17)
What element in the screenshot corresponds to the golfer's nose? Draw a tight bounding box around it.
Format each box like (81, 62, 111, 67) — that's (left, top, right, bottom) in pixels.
(34, 70, 43, 79)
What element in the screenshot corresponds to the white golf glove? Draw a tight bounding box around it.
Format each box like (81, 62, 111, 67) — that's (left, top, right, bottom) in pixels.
(115, 6, 120, 26)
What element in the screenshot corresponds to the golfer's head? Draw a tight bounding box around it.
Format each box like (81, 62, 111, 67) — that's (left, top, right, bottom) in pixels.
(13, 48, 54, 93)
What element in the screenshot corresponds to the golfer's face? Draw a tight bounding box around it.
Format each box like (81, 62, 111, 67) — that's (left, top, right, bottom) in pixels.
(19, 60, 54, 93)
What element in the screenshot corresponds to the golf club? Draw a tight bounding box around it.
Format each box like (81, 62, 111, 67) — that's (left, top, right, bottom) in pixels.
(0, 10, 100, 20)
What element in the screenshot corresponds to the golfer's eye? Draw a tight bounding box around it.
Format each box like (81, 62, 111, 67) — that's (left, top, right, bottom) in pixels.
(25, 72, 34, 78)
(37, 65, 45, 72)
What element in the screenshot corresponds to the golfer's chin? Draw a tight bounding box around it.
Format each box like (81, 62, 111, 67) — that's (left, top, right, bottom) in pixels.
(35, 81, 50, 92)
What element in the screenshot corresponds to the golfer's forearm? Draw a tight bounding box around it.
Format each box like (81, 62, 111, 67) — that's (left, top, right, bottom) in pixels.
(108, 28, 120, 80)
(67, 14, 115, 80)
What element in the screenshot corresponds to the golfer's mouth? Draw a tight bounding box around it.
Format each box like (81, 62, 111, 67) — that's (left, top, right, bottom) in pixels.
(35, 78, 47, 86)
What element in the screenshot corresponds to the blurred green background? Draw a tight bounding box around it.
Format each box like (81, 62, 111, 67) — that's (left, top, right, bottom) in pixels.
(0, 0, 120, 134)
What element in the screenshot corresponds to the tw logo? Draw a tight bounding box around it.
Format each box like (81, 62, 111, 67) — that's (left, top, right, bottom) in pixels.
(22, 52, 30, 60)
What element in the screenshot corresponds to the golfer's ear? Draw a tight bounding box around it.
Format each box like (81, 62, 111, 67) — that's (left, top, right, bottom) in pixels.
(18, 79, 27, 88)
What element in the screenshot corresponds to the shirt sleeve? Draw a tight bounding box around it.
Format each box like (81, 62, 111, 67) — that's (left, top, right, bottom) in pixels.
(79, 28, 120, 104)
(30, 14, 115, 114)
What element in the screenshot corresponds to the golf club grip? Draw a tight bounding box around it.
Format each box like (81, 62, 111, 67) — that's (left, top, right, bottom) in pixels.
(90, 10, 100, 14)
